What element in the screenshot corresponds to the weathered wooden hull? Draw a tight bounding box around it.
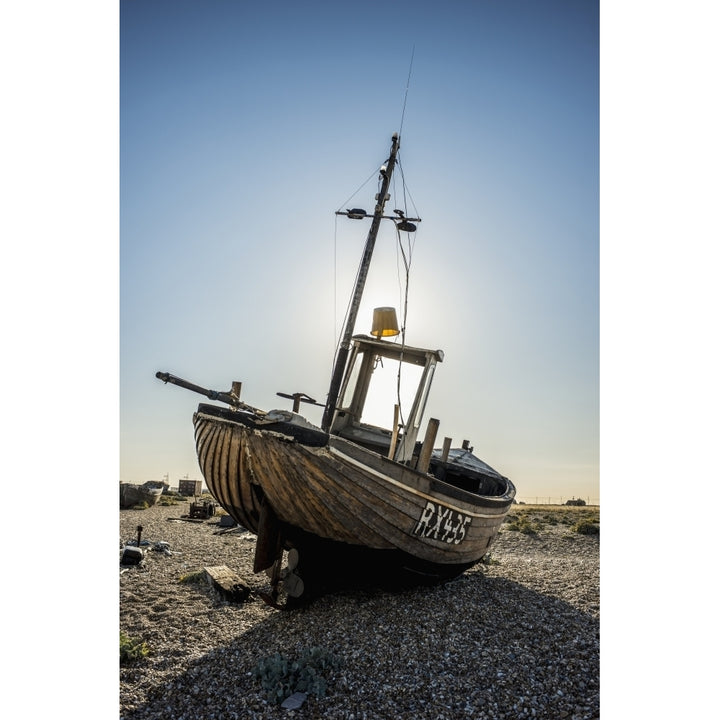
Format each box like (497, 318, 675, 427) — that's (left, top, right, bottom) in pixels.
(120, 482, 164, 509)
(193, 403, 515, 583)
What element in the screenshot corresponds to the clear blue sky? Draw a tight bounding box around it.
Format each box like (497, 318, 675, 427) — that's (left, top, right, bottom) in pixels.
(6, 3, 720, 715)
(120, 0, 599, 503)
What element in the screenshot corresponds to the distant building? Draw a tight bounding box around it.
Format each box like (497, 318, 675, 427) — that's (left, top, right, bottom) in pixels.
(178, 478, 203, 496)
(565, 497, 586, 506)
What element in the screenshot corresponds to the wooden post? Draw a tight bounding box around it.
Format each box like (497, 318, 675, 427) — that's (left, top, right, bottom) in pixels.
(441, 437, 452, 463)
(388, 404, 400, 460)
(416, 418, 440, 474)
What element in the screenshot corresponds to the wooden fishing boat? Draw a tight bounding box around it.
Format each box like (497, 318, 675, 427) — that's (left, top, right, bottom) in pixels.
(119, 481, 164, 509)
(156, 133, 515, 604)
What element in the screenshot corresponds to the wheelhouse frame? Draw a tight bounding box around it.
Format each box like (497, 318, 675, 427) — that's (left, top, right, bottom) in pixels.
(330, 334, 444, 463)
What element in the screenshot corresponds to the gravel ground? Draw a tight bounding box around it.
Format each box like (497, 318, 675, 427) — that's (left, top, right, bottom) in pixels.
(119, 500, 599, 719)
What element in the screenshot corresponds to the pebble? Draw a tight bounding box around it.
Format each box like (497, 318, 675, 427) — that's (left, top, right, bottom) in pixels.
(120, 502, 599, 719)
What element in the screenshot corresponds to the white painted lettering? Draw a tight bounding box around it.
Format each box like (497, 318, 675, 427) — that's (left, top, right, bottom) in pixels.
(412, 501, 472, 545)
(413, 501, 436, 536)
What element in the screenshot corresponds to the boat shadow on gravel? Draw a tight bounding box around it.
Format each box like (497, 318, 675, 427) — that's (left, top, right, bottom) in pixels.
(122, 570, 599, 720)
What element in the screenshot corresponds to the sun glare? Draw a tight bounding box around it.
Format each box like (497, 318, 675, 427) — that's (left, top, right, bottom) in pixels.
(359, 357, 423, 430)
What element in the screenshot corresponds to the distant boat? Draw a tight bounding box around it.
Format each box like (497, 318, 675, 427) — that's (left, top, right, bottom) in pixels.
(120, 481, 164, 509)
(157, 133, 516, 605)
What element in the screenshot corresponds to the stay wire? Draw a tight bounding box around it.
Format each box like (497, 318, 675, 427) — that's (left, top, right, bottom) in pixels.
(389, 155, 418, 432)
(331, 148, 420, 436)
(332, 213, 364, 363)
(399, 45, 415, 138)
(334, 151, 402, 357)
(332, 162, 382, 359)
(335, 168, 381, 214)
(393, 221, 413, 432)
(334, 48, 416, 374)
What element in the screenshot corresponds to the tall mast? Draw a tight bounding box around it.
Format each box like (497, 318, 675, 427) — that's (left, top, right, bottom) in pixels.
(321, 132, 401, 431)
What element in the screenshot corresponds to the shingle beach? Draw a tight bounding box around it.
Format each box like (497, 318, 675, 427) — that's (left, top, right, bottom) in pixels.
(120, 501, 599, 719)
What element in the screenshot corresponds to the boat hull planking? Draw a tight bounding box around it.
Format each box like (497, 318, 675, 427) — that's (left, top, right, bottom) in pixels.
(193, 404, 515, 582)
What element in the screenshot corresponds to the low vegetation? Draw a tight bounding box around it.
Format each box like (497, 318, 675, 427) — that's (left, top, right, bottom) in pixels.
(178, 569, 206, 584)
(252, 647, 343, 705)
(504, 513, 542, 534)
(504, 505, 599, 535)
(572, 518, 600, 535)
(157, 491, 184, 506)
(120, 631, 150, 664)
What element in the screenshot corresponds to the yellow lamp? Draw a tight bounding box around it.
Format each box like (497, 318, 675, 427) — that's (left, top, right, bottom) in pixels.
(371, 307, 400, 338)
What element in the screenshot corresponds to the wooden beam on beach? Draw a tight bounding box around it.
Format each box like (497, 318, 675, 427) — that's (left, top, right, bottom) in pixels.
(204, 565, 251, 603)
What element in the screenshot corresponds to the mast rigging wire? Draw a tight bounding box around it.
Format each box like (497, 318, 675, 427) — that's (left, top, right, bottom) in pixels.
(334, 168, 381, 214)
(399, 45, 415, 137)
(330, 52, 420, 429)
(331, 151, 422, 434)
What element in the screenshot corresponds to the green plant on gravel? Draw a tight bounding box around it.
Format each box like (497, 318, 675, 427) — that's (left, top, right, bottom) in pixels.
(572, 518, 600, 535)
(505, 513, 542, 534)
(252, 647, 343, 705)
(179, 569, 206, 584)
(120, 631, 149, 664)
